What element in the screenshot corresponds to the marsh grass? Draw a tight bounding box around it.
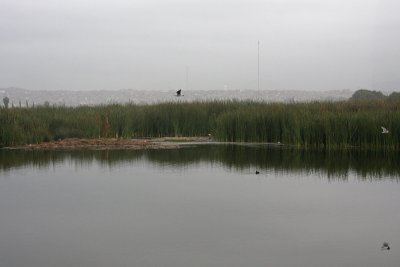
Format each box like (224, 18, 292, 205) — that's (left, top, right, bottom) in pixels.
(1, 100, 399, 150)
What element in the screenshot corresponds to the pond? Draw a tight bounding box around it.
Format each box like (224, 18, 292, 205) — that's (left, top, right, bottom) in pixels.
(0, 144, 399, 267)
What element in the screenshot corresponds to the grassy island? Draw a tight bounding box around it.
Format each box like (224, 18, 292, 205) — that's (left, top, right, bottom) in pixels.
(1, 100, 400, 150)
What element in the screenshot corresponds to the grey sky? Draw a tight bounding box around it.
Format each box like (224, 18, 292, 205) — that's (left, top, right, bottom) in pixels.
(0, 0, 399, 91)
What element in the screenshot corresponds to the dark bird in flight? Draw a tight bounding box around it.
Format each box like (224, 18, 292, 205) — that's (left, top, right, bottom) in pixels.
(176, 89, 184, 97)
(255, 170, 260, 175)
(381, 242, 390, 250)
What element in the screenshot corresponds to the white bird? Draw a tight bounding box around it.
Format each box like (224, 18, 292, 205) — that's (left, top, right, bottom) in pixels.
(381, 242, 390, 250)
(381, 126, 389, 134)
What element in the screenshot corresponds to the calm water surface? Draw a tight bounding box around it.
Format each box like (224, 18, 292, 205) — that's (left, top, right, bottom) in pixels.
(0, 145, 399, 267)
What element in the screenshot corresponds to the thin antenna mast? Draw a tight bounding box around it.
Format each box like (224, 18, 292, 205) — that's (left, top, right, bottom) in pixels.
(185, 66, 189, 91)
(258, 40, 260, 92)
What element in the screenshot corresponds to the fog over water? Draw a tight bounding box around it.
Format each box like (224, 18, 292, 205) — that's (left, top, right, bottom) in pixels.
(0, 87, 353, 106)
(1, 0, 399, 91)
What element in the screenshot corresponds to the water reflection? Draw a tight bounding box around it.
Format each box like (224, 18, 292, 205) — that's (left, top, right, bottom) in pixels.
(1, 144, 399, 180)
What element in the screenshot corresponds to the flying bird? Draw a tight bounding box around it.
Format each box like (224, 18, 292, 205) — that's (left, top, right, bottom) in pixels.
(255, 170, 260, 175)
(381, 242, 390, 250)
(381, 126, 389, 134)
(176, 89, 184, 97)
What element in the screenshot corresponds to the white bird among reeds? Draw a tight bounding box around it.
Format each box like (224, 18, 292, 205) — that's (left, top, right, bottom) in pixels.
(381, 126, 389, 134)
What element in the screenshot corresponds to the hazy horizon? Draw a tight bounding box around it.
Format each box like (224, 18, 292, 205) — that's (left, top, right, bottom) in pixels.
(1, 0, 399, 91)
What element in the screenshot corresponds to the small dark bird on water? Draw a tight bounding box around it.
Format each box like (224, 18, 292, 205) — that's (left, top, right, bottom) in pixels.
(255, 170, 260, 175)
(381, 242, 390, 250)
(176, 89, 184, 97)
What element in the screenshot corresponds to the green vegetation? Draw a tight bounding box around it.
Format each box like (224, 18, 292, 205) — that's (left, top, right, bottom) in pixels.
(349, 89, 386, 101)
(350, 89, 400, 101)
(2, 97, 9, 109)
(1, 100, 400, 150)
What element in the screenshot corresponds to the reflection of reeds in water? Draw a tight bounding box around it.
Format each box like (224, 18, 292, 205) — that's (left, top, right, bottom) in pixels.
(1, 100, 400, 149)
(1, 145, 399, 180)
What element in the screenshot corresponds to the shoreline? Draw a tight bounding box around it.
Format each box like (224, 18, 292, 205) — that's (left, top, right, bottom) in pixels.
(1, 137, 289, 151)
(2, 137, 393, 151)
(2, 137, 214, 150)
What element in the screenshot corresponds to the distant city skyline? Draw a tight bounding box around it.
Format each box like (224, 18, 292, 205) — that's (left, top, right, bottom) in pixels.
(0, 87, 354, 107)
(1, 0, 399, 91)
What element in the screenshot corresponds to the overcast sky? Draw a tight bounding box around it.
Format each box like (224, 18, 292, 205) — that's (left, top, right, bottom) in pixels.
(0, 0, 399, 91)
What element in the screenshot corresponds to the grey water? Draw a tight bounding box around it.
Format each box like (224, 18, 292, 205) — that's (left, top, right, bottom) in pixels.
(0, 145, 399, 267)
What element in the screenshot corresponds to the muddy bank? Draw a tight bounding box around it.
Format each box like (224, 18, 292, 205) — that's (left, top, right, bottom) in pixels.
(3, 137, 214, 150)
(5, 138, 174, 150)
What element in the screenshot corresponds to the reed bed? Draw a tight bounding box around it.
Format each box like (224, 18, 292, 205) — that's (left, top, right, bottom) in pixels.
(1, 100, 399, 150)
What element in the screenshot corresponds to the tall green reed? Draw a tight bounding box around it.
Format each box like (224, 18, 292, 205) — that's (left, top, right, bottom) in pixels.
(0, 100, 399, 150)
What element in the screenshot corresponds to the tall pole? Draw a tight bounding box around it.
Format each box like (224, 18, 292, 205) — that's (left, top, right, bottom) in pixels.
(258, 40, 260, 92)
(185, 66, 189, 91)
